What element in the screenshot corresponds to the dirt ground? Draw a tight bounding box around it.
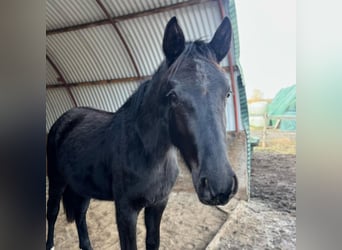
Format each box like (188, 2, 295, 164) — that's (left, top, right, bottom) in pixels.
(207, 151, 296, 250)
(206, 129, 296, 250)
(46, 129, 296, 249)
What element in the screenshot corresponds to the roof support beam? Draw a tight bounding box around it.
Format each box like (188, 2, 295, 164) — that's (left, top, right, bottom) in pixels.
(218, 0, 240, 132)
(46, 55, 78, 107)
(47, 75, 151, 89)
(95, 0, 140, 78)
(46, 66, 238, 89)
(47, 0, 216, 36)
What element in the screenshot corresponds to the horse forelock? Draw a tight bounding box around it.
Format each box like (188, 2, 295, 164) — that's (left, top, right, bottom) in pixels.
(126, 40, 218, 116)
(166, 40, 217, 83)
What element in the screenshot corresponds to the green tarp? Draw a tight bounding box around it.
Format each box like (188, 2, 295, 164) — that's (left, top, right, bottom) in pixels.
(268, 85, 296, 131)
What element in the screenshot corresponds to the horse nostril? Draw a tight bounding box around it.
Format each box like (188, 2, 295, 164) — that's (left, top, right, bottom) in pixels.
(200, 177, 209, 189)
(231, 175, 238, 194)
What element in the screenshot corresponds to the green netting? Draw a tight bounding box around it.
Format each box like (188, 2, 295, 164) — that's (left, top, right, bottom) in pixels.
(267, 85, 296, 130)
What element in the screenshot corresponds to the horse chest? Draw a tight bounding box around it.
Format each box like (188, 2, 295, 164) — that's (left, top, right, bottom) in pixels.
(131, 160, 179, 207)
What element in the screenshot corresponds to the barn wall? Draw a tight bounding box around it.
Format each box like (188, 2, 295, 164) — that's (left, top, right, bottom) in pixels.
(226, 131, 249, 200)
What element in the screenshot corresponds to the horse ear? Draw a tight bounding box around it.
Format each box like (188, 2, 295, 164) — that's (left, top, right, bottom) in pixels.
(209, 17, 232, 62)
(163, 16, 185, 65)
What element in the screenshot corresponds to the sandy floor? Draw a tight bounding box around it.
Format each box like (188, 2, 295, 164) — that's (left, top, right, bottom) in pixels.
(47, 155, 232, 250)
(46, 129, 296, 249)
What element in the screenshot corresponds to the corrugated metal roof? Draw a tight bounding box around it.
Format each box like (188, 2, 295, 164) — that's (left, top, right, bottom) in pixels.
(46, 60, 59, 85)
(102, 0, 188, 17)
(118, 1, 228, 76)
(46, 0, 240, 131)
(47, 24, 136, 83)
(46, 81, 141, 131)
(70, 81, 140, 112)
(46, 87, 75, 130)
(46, 0, 106, 30)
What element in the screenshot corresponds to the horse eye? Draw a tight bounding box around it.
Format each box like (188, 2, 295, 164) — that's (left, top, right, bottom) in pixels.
(226, 90, 232, 98)
(167, 91, 178, 106)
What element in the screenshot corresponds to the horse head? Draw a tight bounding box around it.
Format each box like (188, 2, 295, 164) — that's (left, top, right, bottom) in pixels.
(163, 17, 238, 206)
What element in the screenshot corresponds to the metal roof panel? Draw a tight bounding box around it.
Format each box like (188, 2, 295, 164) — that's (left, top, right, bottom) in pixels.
(46, 60, 59, 85)
(70, 81, 140, 112)
(46, 87, 74, 130)
(46, 24, 136, 83)
(46, 0, 106, 30)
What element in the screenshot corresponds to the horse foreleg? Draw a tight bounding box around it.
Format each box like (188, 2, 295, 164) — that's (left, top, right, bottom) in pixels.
(115, 202, 139, 250)
(144, 200, 168, 250)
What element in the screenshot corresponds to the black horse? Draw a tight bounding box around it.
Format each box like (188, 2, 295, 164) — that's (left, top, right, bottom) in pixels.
(46, 16, 238, 250)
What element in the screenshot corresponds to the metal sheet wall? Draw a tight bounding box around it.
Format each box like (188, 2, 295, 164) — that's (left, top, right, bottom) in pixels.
(225, 71, 243, 131)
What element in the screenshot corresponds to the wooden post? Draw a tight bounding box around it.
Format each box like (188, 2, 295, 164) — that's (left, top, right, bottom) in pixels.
(262, 113, 268, 148)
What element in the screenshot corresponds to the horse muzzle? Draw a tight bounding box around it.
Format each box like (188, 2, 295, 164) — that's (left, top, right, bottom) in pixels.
(197, 174, 238, 206)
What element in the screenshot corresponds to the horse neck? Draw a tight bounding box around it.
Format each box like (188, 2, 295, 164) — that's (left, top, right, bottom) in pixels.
(133, 72, 172, 159)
